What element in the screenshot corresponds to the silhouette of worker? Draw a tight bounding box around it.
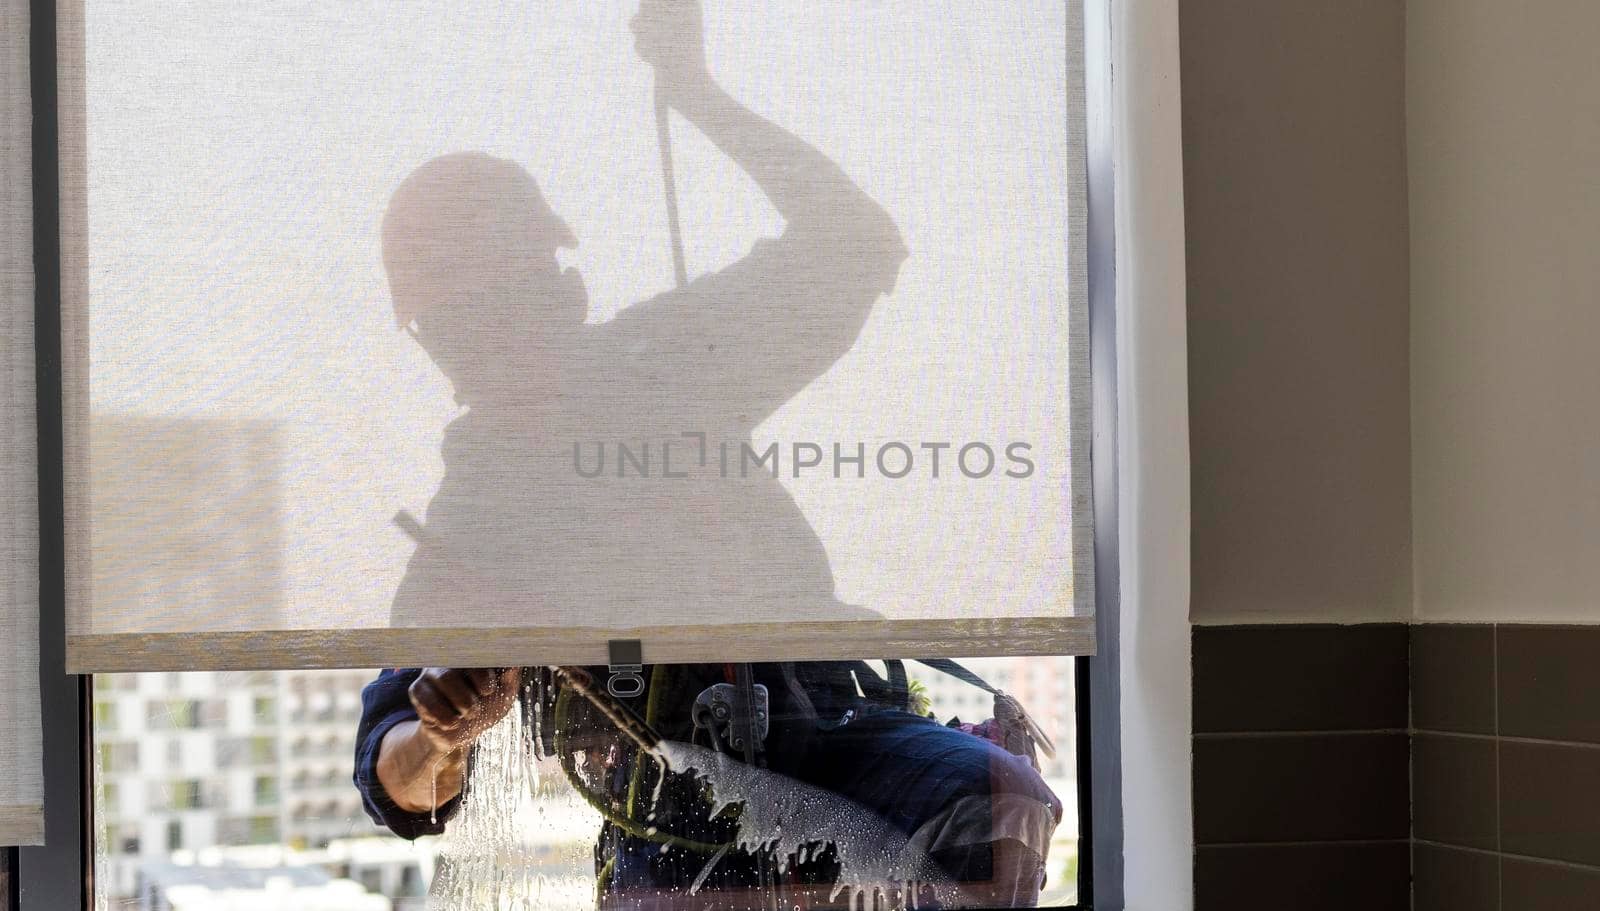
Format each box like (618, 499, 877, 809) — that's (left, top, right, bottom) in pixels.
(361, 10, 1061, 906)
(381, 0, 906, 628)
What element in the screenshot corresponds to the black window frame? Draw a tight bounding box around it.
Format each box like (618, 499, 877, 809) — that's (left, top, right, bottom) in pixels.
(13, 0, 1123, 906)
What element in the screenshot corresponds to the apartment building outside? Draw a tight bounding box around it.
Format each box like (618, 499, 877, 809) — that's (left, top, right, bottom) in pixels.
(93, 669, 395, 903)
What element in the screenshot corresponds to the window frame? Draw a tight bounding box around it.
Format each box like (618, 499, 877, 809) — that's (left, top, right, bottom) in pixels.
(15, 0, 1124, 906)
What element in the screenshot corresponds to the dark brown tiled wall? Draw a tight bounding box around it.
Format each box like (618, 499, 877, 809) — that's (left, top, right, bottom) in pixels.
(1195, 623, 1600, 910)
(1191, 625, 1411, 911)
(1413, 625, 1600, 911)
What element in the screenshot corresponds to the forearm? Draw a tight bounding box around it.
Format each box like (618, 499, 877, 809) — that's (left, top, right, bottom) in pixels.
(673, 81, 884, 231)
(376, 719, 466, 814)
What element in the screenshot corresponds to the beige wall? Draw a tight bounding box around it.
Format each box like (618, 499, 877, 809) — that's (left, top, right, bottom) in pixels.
(1183, 0, 1412, 623)
(1410, 0, 1600, 622)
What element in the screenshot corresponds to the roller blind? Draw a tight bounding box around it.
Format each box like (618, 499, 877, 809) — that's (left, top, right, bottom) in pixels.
(2, 0, 45, 845)
(61, 1, 1093, 672)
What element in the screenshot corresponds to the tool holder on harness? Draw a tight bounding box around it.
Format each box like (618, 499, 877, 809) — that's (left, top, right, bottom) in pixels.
(692, 681, 770, 755)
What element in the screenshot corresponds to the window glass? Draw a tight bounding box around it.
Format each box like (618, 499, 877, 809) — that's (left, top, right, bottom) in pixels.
(94, 661, 1080, 908)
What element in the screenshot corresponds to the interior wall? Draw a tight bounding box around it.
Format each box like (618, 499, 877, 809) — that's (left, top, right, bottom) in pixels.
(1192, 625, 1411, 911)
(1112, 0, 1194, 905)
(1409, 0, 1600, 623)
(1183, 0, 1412, 625)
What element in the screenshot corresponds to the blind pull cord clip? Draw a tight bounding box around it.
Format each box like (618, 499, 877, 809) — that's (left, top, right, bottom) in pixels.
(606, 639, 646, 699)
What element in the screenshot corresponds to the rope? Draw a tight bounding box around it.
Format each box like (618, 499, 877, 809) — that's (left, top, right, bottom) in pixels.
(552, 666, 662, 752)
(654, 81, 689, 290)
(551, 683, 726, 854)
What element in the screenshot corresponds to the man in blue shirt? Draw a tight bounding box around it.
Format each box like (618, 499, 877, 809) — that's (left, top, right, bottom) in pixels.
(354, 663, 1063, 907)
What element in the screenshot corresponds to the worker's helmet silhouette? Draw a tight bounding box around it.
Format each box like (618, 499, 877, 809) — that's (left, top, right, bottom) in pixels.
(381, 152, 577, 330)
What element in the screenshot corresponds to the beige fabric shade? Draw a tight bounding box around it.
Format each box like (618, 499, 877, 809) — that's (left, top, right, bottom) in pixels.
(2, 0, 45, 845)
(60, 1, 1093, 672)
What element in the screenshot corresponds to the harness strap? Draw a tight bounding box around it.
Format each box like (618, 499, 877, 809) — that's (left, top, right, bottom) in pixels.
(916, 658, 1058, 759)
(917, 657, 1002, 695)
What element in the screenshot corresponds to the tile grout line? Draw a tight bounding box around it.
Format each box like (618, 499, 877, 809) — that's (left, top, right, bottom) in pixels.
(1408, 627, 1416, 911)
(1194, 728, 1408, 740)
(1494, 623, 1503, 911)
(1415, 839, 1600, 879)
(1201, 838, 1411, 850)
(1412, 729, 1600, 751)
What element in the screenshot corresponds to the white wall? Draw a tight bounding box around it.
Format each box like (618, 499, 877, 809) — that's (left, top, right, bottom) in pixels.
(1114, 0, 1194, 906)
(1410, 0, 1600, 623)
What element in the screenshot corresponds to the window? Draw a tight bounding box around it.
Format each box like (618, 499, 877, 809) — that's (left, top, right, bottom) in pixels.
(146, 701, 198, 732)
(11, 1, 1120, 908)
(215, 815, 280, 846)
(253, 696, 277, 724)
(198, 699, 228, 728)
(251, 737, 277, 765)
(91, 663, 1088, 908)
(98, 742, 140, 775)
(358, 868, 384, 894)
(253, 776, 278, 808)
(158, 780, 205, 812)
